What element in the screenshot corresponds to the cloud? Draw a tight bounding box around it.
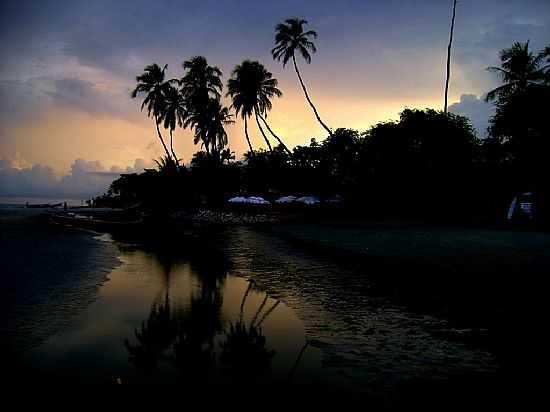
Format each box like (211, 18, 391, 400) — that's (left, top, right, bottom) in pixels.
(448, 94, 495, 137)
(0, 156, 153, 199)
(0, 76, 134, 125)
(1, 0, 549, 168)
(0, 152, 32, 169)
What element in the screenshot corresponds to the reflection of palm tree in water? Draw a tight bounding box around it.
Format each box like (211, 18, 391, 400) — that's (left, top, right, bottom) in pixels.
(124, 247, 296, 382)
(171, 269, 225, 378)
(124, 292, 178, 374)
(219, 281, 279, 379)
(123, 248, 181, 374)
(124, 247, 228, 376)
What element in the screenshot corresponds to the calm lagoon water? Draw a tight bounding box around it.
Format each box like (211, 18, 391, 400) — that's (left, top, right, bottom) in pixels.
(2, 206, 332, 384)
(25, 241, 330, 384)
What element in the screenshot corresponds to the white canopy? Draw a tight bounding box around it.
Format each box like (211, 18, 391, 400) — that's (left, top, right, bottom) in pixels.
(228, 196, 269, 205)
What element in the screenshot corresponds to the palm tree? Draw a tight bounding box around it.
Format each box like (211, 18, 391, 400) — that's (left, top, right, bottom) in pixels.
(444, 0, 457, 115)
(159, 85, 186, 164)
(227, 60, 290, 154)
(154, 155, 178, 174)
(179, 56, 224, 151)
(250, 61, 291, 154)
(204, 98, 234, 155)
(184, 98, 233, 155)
(485, 41, 550, 104)
(226, 61, 258, 153)
(131, 64, 173, 161)
(272, 17, 332, 137)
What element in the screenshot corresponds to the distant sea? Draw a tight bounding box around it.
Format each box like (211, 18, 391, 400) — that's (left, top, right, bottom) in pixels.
(0, 197, 86, 207)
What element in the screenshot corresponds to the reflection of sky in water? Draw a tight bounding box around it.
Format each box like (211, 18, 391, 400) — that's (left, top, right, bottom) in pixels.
(27, 247, 336, 384)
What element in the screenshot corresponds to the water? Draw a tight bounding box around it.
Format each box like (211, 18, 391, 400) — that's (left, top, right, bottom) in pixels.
(22, 241, 333, 384)
(3, 206, 498, 392)
(1, 205, 120, 352)
(3, 207, 336, 384)
(224, 228, 497, 391)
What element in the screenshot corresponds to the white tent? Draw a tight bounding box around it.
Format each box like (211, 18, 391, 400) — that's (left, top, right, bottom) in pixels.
(296, 196, 320, 205)
(275, 195, 297, 204)
(228, 196, 269, 205)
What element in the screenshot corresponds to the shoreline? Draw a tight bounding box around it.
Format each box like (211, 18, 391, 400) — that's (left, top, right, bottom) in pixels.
(2, 208, 122, 355)
(258, 222, 550, 330)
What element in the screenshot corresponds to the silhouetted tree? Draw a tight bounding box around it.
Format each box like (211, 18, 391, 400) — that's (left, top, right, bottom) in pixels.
(486, 41, 550, 188)
(272, 17, 332, 136)
(131, 64, 173, 161)
(485, 41, 549, 103)
(180, 56, 224, 151)
(158, 85, 186, 163)
(227, 60, 264, 153)
(154, 155, 179, 174)
(186, 98, 233, 155)
(360, 109, 478, 216)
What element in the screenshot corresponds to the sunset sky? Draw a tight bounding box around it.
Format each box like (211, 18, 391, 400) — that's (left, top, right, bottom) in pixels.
(1, 0, 549, 199)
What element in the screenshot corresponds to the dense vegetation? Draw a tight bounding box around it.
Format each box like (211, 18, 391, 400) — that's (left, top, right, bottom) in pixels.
(98, 18, 549, 227)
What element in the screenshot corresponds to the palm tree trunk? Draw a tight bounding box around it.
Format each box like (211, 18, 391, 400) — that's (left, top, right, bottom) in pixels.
(250, 295, 268, 328)
(292, 54, 332, 137)
(202, 128, 210, 156)
(287, 340, 309, 382)
(256, 300, 280, 327)
(169, 129, 179, 165)
(239, 282, 253, 324)
(154, 116, 173, 161)
(255, 110, 273, 152)
(444, 0, 457, 115)
(259, 114, 291, 155)
(244, 116, 254, 154)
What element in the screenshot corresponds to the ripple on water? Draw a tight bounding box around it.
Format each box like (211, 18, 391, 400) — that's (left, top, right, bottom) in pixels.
(224, 227, 497, 387)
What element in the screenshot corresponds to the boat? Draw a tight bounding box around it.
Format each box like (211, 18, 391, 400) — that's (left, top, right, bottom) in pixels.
(50, 211, 197, 239)
(50, 213, 142, 231)
(26, 202, 63, 208)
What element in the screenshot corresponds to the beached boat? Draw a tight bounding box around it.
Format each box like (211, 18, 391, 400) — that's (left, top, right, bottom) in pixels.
(50, 213, 142, 231)
(49, 211, 197, 239)
(26, 202, 63, 209)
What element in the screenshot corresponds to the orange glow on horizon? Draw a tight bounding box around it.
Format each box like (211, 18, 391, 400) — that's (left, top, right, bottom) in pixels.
(1, 92, 447, 173)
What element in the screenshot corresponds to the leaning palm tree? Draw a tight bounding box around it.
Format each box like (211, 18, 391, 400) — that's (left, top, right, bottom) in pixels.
(158, 85, 186, 164)
(250, 61, 291, 154)
(485, 41, 550, 104)
(272, 17, 332, 137)
(227, 60, 282, 153)
(131, 64, 173, 161)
